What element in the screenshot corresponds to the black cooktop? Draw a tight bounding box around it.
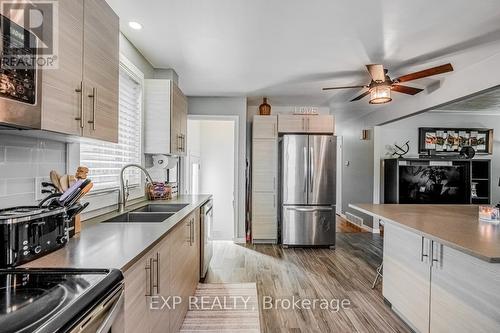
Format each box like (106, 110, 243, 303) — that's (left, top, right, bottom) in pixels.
(0, 268, 123, 333)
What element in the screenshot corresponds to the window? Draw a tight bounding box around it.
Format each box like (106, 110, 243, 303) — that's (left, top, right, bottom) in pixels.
(80, 65, 143, 191)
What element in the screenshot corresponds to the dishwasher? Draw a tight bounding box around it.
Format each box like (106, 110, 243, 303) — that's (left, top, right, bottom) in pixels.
(200, 200, 213, 280)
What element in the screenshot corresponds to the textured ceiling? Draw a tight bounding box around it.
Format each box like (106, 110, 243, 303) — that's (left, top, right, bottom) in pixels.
(432, 87, 500, 114)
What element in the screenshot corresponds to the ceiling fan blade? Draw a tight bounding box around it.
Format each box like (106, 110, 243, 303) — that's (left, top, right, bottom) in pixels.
(350, 90, 370, 102)
(366, 64, 385, 82)
(392, 85, 424, 95)
(395, 63, 454, 83)
(322, 85, 366, 91)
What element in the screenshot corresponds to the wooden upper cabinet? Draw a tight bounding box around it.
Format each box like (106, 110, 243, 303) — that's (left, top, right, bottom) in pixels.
(39, 0, 119, 142)
(82, 0, 119, 143)
(253, 115, 277, 139)
(278, 114, 335, 134)
(41, 0, 83, 136)
(307, 115, 335, 134)
(145, 80, 172, 154)
(171, 83, 188, 156)
(278, 114, 307, 133)
(145, 80, 187, 156)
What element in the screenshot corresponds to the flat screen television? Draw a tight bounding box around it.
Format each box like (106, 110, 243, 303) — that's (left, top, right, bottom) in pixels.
(398, 165, 469, 204)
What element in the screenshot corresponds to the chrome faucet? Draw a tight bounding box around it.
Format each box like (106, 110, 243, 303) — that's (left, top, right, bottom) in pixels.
(119, 164, 154, 213)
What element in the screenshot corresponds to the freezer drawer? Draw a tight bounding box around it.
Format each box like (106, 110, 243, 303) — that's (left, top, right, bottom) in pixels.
(282, 206, 336, 246)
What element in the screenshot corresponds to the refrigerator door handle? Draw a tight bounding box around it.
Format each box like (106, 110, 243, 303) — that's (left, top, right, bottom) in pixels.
(303, 146, 308, 195)
(287, 207, 333, 212)
(309, 146, 314, 194)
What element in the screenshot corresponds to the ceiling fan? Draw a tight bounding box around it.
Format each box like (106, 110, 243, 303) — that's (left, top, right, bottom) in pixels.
(322, 63, 454, 104)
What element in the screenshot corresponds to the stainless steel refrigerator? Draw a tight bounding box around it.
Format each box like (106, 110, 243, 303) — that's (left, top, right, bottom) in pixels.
(280, 135, 336, 247)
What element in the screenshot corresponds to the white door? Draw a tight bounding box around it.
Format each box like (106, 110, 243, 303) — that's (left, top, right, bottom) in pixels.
(198, 120, 235, 240)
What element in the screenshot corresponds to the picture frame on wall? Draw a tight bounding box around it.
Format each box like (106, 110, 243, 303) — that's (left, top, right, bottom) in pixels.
(418, 127, 494, 155)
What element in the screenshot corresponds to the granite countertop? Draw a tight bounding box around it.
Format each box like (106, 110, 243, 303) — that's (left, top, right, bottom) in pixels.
(23, 195, 212, 271)
(350, 204, 500, 263)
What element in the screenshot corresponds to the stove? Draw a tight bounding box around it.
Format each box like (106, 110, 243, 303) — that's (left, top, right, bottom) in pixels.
(0, 268, 124, 333)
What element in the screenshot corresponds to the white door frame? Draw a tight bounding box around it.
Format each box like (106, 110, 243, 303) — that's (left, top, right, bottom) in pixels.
(186, 115, 239, 241)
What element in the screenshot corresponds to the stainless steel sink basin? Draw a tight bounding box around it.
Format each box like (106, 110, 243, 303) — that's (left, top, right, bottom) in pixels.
(102, 212, 174, 223)
(132, 203, 189, 213)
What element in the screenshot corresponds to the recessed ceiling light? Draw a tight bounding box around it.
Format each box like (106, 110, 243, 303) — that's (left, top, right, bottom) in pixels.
(128, 21, 143, 30)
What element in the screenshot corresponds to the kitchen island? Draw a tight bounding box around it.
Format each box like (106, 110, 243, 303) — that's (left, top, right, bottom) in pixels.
(350, 204, 500, 333)
(25, 194, 212, 333)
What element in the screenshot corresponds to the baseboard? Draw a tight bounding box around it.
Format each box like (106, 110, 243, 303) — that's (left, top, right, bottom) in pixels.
(252, 239, 277, 244)
(233, 237, 246, 244)
(339, 213, 380, 234)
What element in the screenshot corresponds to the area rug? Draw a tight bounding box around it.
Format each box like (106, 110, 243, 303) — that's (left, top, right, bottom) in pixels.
(180, 283, 261, 333)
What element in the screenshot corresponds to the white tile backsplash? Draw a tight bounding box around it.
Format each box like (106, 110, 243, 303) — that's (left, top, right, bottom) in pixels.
(0, 134, 67, 209)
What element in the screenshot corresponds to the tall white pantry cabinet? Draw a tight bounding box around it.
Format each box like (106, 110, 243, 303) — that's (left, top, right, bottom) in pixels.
(252, 115, 278, 243)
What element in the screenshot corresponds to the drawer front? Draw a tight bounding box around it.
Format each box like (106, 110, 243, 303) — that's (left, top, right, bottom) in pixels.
(282, 206, 335, 246)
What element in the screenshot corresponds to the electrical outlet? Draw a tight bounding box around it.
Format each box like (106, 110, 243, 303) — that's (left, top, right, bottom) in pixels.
(35, 177, 51, 201)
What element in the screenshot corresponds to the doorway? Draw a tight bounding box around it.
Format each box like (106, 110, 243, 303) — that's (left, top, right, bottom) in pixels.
(186, 117, 237, 241)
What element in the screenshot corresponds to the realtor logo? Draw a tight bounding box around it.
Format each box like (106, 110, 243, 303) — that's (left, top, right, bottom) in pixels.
(1, 0, 59, 68)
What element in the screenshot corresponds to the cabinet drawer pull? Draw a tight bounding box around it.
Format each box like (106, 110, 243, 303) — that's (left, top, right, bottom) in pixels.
(75, 82, 84, 128)
(420, 237, 429, 262)
(145, 258, 153, 296)
(191, 217, 195, 244)
(88, 87, 97, 130)
(152, 252, 160, 294)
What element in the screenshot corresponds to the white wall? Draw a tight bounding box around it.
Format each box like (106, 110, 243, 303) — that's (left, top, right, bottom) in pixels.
(375, 111, 500, 204)
(336, 118, 375, 228)
(197, 120, 235, 240)
(187, 97, 247, 240)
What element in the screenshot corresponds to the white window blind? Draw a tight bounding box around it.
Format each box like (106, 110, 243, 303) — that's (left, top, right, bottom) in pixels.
(80, 66, 142, 191)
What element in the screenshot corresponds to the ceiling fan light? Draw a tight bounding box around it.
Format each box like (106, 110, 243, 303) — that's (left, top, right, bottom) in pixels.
(369, 86, 392, 104)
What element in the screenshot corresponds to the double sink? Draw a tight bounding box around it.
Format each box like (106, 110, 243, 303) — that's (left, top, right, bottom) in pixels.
(102, 203, 189, 223)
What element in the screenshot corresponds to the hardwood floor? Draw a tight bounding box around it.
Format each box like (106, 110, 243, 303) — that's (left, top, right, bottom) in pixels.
(205, 228, 410, 332)
(180, 283, 261, 332)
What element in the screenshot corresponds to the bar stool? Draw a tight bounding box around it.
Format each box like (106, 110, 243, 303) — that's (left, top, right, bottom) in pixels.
(371, 220, 384, 289)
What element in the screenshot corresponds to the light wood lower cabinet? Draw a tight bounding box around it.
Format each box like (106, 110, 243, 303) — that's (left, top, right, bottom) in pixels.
(118, 210, 200, 333)
(383, 221, 500, 333)
(114, 244, 157, 333)
(169, 211, 199, 332)
(383, 222, 431, 333)
(429, 244, 500, 333)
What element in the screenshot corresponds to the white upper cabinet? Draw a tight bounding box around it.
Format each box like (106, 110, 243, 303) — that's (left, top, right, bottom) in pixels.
(145, 80, 188, 155)
(278, 114, 335, 134)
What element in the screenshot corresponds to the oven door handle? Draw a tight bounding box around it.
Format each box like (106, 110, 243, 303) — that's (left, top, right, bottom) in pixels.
(95, 287, 125, 333)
